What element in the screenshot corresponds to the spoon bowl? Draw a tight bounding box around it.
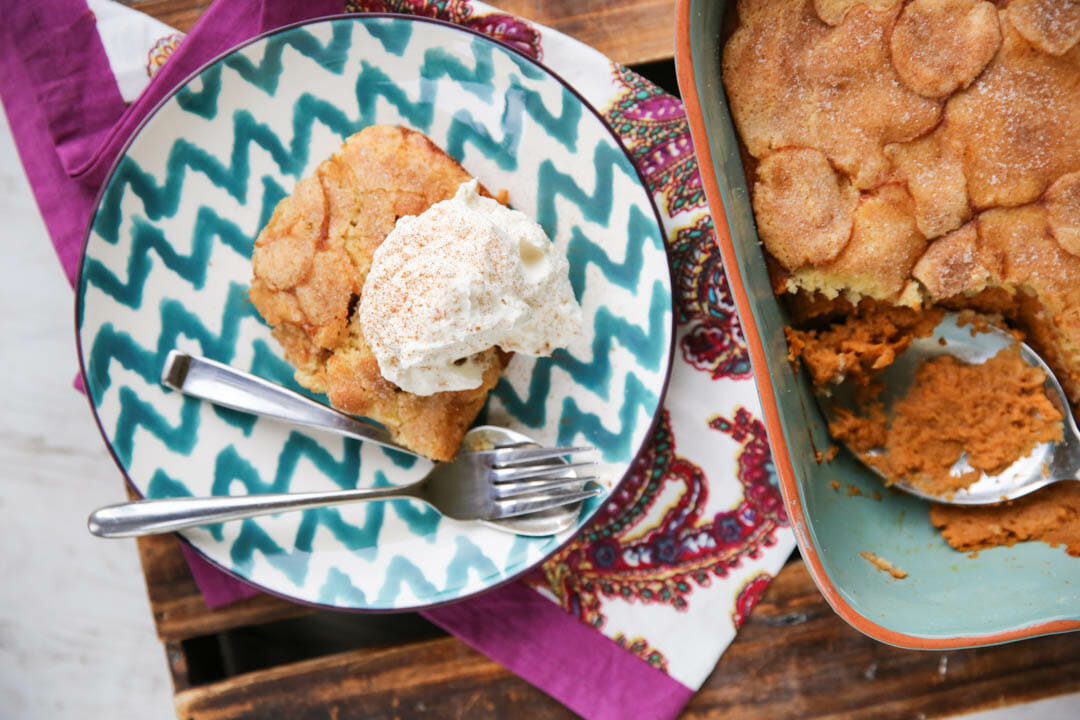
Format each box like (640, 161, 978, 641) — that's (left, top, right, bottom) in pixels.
(822, 313, 1080, 505)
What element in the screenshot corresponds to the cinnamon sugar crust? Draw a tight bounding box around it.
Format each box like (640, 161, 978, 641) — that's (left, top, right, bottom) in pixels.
(753, 148, 859, 269)
(1008, 0, 1080, 56)
(723, 1, 1080, 351)
(889, 0, 1001, 99)
(1046, 171, 1080, 255)
(723, 0, 941, 190)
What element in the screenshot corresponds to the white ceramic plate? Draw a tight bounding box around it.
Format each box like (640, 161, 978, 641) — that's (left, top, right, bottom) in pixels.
(77, 15, 673, 610)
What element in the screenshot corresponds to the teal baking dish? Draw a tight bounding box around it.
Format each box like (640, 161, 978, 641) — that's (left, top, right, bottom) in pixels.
(674, 0, 1080, 648)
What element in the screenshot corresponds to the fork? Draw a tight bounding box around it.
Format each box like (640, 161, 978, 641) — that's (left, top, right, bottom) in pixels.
(87, 352, 599, 537)
(87, 443, 599, 537)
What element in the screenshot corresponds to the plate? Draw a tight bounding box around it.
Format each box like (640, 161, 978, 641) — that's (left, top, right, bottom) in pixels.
(77, 14, 673, 611)
(675, 0, 1080, 647)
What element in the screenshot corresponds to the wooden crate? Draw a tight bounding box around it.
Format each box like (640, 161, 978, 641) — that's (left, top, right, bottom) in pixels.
(136, 528, 1080, 719)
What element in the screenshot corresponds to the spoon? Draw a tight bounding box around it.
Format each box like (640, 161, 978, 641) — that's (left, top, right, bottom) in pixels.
(822, 312, 1080, 505)
(162, 351, 586, 536)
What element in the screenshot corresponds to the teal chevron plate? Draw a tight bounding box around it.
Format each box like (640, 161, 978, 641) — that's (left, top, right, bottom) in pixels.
(76, 16, 673, 611)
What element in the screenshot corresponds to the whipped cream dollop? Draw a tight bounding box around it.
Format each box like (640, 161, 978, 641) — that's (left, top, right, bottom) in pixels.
(359, 179, 583, 396)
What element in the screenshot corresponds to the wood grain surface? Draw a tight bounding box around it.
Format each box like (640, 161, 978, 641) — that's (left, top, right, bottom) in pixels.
(135, 533, 310, 642)
(127, 487, 311, 642)
(687, 568, 1080, 719)
(174, 637, 571, 720)
(490, 0, 677, 65)
(118, 0, 677, 66)
(143, 530, 1080, 720)
(120, 0, 210, 34)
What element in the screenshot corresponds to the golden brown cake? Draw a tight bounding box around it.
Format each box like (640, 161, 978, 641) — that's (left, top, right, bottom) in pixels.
(723, 0, 1080, 402)
(249, 125, 509, 461)
(722, 0, 1080, 554)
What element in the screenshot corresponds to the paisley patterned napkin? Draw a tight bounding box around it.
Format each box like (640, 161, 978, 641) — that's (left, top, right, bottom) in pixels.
(0, 1, 795, 717)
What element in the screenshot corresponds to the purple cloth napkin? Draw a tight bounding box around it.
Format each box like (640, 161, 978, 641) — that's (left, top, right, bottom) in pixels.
(1, 0, 341, 287)
(1, 0, 339, 610)
(2, 2, 697, 717)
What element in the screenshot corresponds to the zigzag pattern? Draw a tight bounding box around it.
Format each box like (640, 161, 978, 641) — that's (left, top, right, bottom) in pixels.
(147, 468, 192, 499)
(223, 24, 352, 96)
(445, 536, 500, 590)
(176, 25, 353, 118)
(93, 116, 298, 245)
(194, 455, 442, 589)
(504, 533, 550, 573)
(80, 16, 670, 608)
(505, 51, 545, 81)
(231, 519, 309, 586)
(508, 78, 580, 151)
(535, 142, 639, 238)
(83, 210, 252, 310)
(359, 17, 413, 56)
(98, 31, 572, 250)
(319, 568, 368, 605)
(113, 387, 200, 467)
(493, 280, 670, 421)
(176, 65, 223, 119)
(567, 204, 661, 299)
(444, 80, 581, 168)
(147, 468, 228, 541)
(87, 283, 259, 466)
(557, 373, 658, 461)
(373, 536, 502, 605)
(378, 555, 438, 605)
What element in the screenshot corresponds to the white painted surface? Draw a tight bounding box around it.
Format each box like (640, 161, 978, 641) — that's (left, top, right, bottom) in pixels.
(956, 693, 1080, 720)
(0, 101, 1076, 720)
(0, 108, 174, 719)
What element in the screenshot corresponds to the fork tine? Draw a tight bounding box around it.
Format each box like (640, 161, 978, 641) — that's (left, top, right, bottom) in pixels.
(494, 476, 599, 498)
(492, 485, 603, 518)
(493, 462, 594, 483)
(485, 446, 594, 466)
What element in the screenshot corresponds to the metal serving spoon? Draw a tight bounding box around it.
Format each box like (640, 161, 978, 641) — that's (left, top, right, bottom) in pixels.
(822, 313, 1080, 505)
(155, 351, 590, 535)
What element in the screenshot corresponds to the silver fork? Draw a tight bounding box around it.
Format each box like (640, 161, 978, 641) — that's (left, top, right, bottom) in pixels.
(87, 352, 599, 538)
(87, 444, 599, 537)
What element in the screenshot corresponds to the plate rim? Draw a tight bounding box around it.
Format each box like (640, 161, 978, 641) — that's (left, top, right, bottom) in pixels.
(674, 0, 1080, 648)
(74, 11, 677, 613)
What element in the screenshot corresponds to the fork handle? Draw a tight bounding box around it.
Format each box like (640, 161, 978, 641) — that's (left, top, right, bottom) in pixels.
(88, 484, 424, 538)
(163, 351, 417, 456)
